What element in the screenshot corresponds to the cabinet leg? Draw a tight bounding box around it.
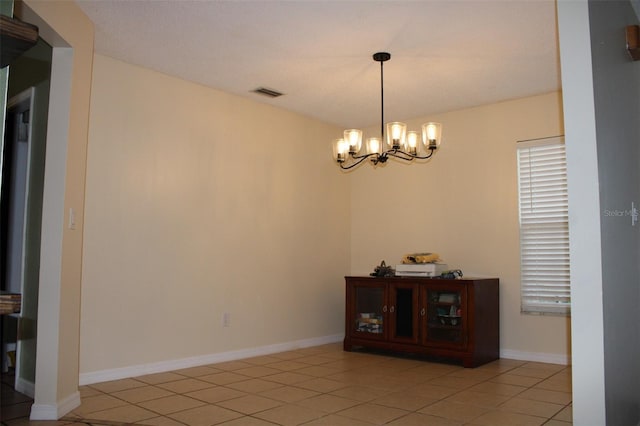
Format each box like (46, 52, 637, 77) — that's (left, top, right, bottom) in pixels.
(462, 358, 478, 368)
(343, 340, 352, 352)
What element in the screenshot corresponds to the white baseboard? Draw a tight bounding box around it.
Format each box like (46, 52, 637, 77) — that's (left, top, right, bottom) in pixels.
(500, 349, 571, 365)
(30, 391, 81, 420)
(79, 336, 568, 386)
(80, 334, 344, 386)
(15, 376, 35, 398)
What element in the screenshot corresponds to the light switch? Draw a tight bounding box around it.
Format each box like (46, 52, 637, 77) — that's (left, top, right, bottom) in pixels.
(69, 208, 76, 230)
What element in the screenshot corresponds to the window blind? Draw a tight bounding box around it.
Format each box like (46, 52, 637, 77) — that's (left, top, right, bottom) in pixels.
(517, 137, 570, 315)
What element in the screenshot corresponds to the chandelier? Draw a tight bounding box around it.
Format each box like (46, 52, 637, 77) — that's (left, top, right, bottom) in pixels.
(332, 52, 442, 170)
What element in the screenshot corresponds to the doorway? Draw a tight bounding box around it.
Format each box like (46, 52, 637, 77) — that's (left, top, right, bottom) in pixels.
(0, 39, 51, 403)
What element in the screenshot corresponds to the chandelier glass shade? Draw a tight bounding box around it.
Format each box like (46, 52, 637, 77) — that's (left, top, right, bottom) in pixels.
(332, 52, 442, 170)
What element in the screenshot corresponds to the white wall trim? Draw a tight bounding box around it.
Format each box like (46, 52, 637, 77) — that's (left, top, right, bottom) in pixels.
(500, 349, 571, 366)
(30, 391, 80, 420)
(29, 404, 57, 421)
(16, 2, 75, 413)
(80, 334, 343, 385)
(557, 1, 606, 425)
(32, 45, 73, 410)
(80, 334, 574, 386)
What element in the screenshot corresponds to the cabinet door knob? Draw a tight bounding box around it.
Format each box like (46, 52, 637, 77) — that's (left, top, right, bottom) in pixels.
(420, 308, 426, 316)
(390, 306, 395, 313)
(383, 305, 387, 313)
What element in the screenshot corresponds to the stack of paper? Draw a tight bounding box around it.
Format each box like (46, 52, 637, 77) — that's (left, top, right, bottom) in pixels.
(395, 263, 447, 277)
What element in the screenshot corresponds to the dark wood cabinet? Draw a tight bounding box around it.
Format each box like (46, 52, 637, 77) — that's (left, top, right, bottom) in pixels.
(344, 276, 499, 367)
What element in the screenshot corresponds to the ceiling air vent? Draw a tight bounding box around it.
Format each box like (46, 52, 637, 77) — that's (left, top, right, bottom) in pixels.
(252, 87, 284, 98)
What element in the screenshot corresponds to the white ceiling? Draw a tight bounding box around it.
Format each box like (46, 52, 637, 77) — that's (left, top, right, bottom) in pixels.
(75, 0, 561, 129)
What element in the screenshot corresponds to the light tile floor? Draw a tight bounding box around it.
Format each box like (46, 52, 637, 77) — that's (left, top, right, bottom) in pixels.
(1, 343, 572, 425)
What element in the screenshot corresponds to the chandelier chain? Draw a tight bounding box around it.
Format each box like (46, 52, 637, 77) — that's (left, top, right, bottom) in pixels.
(380, 57, 384, 140)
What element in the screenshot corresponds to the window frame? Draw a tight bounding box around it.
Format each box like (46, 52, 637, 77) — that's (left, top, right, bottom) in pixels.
(516, 136, 570, 316)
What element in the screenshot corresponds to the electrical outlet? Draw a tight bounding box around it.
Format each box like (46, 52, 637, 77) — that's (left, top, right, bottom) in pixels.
(222, 312, 230, 327)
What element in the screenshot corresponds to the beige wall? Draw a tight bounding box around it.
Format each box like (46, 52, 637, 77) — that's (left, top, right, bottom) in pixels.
(82, 56, 568, 376)
(349, 92, 570, 361)
(80, 55, 351, 375)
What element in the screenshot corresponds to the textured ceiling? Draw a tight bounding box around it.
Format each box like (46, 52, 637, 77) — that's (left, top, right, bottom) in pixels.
(75, 0, 561, 129)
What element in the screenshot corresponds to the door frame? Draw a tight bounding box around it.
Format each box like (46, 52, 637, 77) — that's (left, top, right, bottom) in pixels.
(4, 87, 40, 398)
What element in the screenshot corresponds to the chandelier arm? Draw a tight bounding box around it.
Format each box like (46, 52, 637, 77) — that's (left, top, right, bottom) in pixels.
(386, 149, 436, 161)
(410, 150, 436, 160)
(340, 153, 377, 170)
(386, 150, 415, 161)
(350, 152, 376, 160)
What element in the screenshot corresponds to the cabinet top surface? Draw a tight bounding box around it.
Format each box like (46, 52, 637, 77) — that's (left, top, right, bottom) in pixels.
(345, 276, 498, 283)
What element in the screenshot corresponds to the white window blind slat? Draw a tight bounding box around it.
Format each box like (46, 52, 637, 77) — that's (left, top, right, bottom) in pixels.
(517, 137, 570, 315)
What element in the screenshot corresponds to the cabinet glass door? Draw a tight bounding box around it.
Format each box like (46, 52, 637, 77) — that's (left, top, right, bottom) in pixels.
(423, 286, 467, 349)
(352, 283, 386, 339)
(389, 282, 419, 344)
